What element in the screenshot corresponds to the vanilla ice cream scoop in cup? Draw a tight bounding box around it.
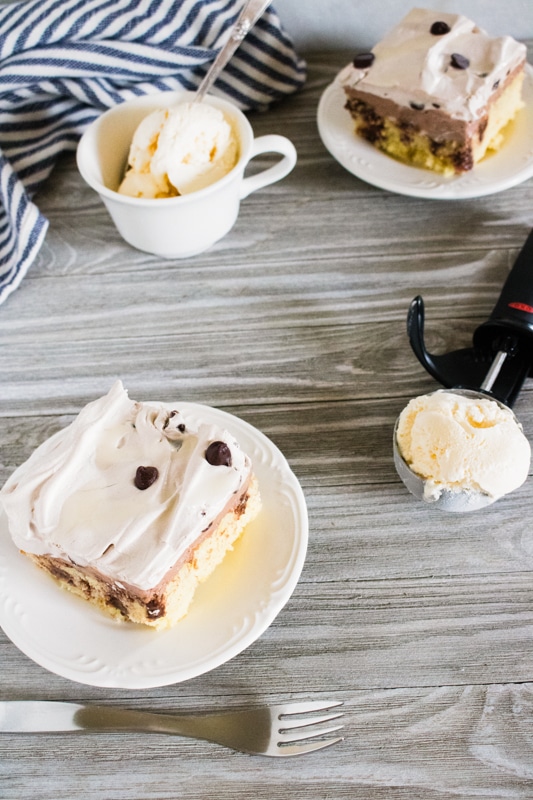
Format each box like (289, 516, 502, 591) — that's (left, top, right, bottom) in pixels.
(76, 91, 297, 258)
(393, 388, 531, 512)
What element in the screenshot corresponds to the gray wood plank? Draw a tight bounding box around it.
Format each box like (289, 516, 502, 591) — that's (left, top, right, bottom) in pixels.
(2, 45, 533, 800)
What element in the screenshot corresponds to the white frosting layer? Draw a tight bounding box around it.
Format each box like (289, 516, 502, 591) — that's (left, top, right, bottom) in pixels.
(0, 382, 252, 590)
(338, 7, 526, 121)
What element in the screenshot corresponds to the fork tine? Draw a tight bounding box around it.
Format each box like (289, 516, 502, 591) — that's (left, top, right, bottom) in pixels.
(276, 700, 343, 716)
(276, 736, 345, 757)
(279, 710, 344, 731)
(279, 722, 344, 743)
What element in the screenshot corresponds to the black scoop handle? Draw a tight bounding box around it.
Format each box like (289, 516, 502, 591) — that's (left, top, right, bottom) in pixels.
(474, 228, 533, 350)
(407, 228, 533, 406)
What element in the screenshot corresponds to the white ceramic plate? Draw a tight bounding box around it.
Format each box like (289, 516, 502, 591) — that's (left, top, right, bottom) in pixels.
(317, 64, 533, 199)
(0, 404, 308, 689)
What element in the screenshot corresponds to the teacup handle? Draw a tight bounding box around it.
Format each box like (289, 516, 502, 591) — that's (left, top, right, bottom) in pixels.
(240, 135, 297, 199)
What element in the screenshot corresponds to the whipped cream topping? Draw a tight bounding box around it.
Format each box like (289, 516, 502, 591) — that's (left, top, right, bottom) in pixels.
(338, 8, 527, 121)
(0, 382, 252, 590)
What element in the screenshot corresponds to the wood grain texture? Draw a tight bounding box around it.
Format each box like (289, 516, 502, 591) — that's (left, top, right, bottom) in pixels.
(1, 47, 533, 799)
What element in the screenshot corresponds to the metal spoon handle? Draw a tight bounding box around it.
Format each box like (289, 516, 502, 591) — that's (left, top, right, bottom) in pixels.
(195, 0, 271, 102)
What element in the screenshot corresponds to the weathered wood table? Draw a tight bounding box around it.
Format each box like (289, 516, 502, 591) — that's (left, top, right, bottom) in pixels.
(2, 48, 533, 798)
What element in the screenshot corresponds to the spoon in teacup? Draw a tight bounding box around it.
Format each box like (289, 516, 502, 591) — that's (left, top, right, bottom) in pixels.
(194, 0, 271, 103)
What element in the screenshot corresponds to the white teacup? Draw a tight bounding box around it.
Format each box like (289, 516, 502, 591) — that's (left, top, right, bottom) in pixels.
(76, 91, 297, 258)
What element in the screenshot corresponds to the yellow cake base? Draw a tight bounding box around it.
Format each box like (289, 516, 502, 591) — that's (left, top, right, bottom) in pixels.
(347, 71, 525, 175)
(26, 475, 261, 630)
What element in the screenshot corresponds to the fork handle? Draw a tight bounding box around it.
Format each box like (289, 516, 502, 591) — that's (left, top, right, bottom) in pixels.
(0, 701, 254, 752)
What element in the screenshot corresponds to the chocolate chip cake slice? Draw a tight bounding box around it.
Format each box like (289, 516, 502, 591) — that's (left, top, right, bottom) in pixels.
(0, 382, 261, 629)
(338, 8, 527, 174)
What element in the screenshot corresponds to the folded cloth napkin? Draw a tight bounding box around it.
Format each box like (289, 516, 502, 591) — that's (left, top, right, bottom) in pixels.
(0, 0, 306, 304)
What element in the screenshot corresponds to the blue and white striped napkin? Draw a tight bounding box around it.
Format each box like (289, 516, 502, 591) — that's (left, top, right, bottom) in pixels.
(0, 0, 306, 304)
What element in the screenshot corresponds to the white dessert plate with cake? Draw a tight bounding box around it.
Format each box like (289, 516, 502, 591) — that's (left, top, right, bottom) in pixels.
(318, 63, 533, 200)
(0, 403, 308, 688)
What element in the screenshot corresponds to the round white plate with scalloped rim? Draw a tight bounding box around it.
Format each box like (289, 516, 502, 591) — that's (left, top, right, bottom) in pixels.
(317, 64, 533, 199)
(0, 404, 308, 688)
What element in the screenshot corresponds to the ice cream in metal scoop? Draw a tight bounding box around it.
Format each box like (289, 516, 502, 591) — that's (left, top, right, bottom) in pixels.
(394, 228, 533, 512)
(394, 388, 530, 512)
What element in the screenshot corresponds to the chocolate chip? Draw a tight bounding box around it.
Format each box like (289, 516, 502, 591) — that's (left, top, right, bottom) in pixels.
(106, 594, 128, 616)
(146, 598, 165, 618)
(409, 102, 425, 111)
(205, 441, 232, 467)
(134, 465, 159, 490)
(353, 52, 375, 69)
(492, 79, 500, 90)
(168, 411, 186, 432)
(450, 53, 470, 70)
(430, 21, 450, 35)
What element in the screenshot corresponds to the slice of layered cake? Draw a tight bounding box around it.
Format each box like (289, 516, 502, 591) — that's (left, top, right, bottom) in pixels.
(0, 382, 261, 629)
(339, 8, 527, 174)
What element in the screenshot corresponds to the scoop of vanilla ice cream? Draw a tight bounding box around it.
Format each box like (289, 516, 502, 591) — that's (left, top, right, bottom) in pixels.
(396, 390, 531, 501)
(118, 102, 239, 198)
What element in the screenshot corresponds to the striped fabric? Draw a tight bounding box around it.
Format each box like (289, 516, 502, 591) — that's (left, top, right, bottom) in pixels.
(0, 0, 306, 304)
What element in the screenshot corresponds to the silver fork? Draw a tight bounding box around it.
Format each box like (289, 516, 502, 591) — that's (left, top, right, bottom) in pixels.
(0, 699, 344, 757)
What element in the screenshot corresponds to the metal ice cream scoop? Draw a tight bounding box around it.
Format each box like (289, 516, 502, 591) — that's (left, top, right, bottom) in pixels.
(394, 228, 533, 512)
